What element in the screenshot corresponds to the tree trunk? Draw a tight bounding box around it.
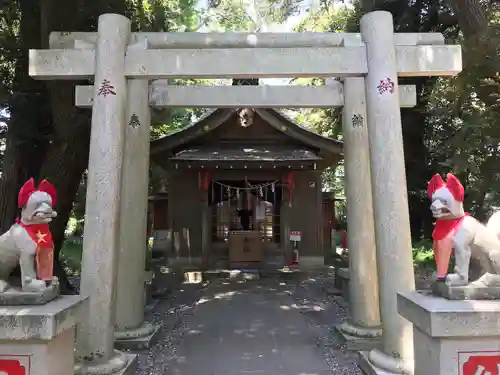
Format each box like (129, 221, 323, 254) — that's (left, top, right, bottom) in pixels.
(360, 0, 375, 13)
(38, 117, 90, 294)
(38, 0, 91, 294)
(0, 0, 49, 233)
(447, 0, 487, 38)
(40, 0, 127, 294)
(447, 0, 500, 112)
(0, 141, 26, 234)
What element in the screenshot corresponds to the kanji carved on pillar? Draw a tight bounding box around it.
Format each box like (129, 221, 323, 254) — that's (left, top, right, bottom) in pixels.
(97, 79, 116, 97)
(376, 78, 395, 95)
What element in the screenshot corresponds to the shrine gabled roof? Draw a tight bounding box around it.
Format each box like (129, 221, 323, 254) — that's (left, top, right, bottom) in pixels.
(150, 108, 343, 157)
(171, 145, 323, 162)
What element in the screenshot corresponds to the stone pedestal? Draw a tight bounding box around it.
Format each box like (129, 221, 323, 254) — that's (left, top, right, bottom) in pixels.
(148, 257, 171, 299)
(335, 267, 350, 301)
(0, 296, 85, 375)
(398, 290, 500, 375)
(151, 229, 171, 252)
(432, 278, 500, 300)
(114, 322, 162, 351)
(0, 282, 59, 305)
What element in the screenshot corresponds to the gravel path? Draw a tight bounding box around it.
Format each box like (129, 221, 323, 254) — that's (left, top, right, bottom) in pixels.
(135, 270, 362, 375)
(291, 271, 363, 375)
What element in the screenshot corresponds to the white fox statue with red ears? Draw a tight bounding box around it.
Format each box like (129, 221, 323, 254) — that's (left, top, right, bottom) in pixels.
(428, 173, 500, 290)
(0, 178, 58, 293)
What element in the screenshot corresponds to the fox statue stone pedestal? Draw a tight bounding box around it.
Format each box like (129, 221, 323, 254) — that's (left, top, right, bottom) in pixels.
(0, 178, 87, 375)
(398, 290, 500, 375)
(397, 173, 500, 375)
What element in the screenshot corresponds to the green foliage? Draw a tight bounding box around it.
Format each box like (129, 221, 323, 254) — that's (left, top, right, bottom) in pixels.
(295, 3, 359, 32)
(0, 2, 20, 110)
(412, 240, 434, 269)
(203, 0, 305, 31)
(60, 237, 83, 276)
(128, 0, 202, 31)
(296, 1, 500, 237)
(412, 240, 455, 274)
(291, 7, 359, 195)
(426, 23, 500, 219)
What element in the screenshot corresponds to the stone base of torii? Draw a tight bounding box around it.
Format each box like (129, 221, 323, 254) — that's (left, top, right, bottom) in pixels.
(20, 10, 464, 375)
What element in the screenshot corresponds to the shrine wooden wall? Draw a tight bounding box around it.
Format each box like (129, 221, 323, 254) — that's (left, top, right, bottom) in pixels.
(287, 171, 323, 257)
(167, 169, 203, 261)
(152, 200, 168, 229)
(163, 168, 323, 264)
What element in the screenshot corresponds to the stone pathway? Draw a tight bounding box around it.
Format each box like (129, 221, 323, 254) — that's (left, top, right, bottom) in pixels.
(136, 270, 362, 375)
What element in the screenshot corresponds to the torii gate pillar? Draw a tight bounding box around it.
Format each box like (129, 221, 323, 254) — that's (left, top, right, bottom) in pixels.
(337, 76, 382, 349)
(360, 11, 415, 374)
(74, 13, 137, 375)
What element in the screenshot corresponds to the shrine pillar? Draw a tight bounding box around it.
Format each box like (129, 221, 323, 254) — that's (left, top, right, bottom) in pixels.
(199, 172, 211, 268)
(114, 66, 161, 349)
(360, 10, 415, 374)
(201, 204, 211, 267)
(76, 13, 136, 374)
(336, 77, 382, 348)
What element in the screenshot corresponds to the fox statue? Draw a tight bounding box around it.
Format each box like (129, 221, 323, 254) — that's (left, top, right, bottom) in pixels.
(0, 178, 58, 292)
(428, 173, 500, 287)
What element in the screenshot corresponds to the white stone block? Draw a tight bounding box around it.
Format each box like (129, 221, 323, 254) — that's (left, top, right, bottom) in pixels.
(150, 85, 344, 108)
(0, 296, 86, 375)
(398, 291, 500, 375)
(75, 83, 417, 108)
(124, 47, 368, 79)
(49, 31, 445, 49)
(0, 295, 86, 340)
(396, 45, 462, 77)
(31, 44, 462, 80)
(29, 49, 95, 80)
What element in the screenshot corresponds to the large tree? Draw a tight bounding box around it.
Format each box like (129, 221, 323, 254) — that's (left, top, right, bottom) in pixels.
(446, 0, 487, 37)
(0, 0, 49, 235)
(0, 0, 213, 293)
(0, 0, 126, 293)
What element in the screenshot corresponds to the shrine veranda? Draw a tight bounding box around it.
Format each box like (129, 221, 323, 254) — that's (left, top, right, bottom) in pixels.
(12, 10, 466, 375)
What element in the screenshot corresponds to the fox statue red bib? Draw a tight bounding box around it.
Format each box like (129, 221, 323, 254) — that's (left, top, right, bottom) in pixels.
(16, 178, 57, 281)
(427, 173, 466, 280)
(15, 219, 54, 280)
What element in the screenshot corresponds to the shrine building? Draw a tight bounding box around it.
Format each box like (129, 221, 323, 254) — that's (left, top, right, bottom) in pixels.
(148, 108, 343, 268)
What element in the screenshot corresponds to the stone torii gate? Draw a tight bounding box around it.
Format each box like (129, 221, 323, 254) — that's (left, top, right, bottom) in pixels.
(29, 11, 461, 375)
(73, 74, 417, 354)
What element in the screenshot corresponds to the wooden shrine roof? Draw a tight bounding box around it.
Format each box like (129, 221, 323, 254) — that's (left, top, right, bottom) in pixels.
(150, 108, 343, 165)
(171, 145, 323, 162)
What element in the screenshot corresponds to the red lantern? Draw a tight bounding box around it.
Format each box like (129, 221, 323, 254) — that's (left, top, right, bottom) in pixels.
(198, 172, 210, 202)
